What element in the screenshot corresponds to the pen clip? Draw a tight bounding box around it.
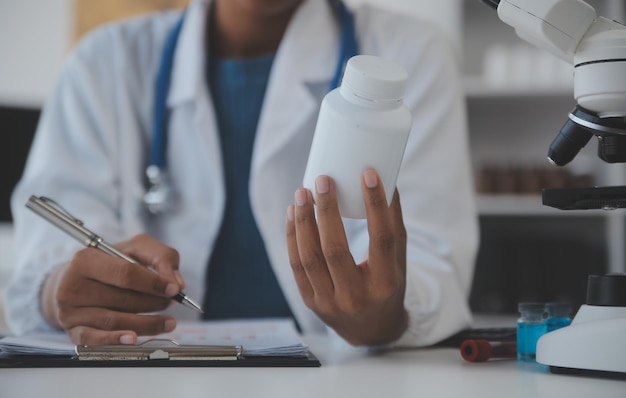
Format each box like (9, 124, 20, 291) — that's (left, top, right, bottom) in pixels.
(38, 196, 84, 225)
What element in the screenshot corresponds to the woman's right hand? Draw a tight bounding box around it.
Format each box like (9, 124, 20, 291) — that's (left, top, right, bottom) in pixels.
(40, 234, 186, 345)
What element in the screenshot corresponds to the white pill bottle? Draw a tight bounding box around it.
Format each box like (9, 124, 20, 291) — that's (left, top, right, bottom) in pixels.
(303, 54, 412, 219)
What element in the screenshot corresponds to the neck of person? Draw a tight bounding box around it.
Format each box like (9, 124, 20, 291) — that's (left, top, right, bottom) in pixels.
(209, 1, 302, 58)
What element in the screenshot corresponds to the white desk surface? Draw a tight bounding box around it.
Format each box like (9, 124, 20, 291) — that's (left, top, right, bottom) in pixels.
(1, 334, 624, 398)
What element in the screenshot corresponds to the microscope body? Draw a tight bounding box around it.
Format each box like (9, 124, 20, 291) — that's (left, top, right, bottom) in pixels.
(485, 0, 626, 376)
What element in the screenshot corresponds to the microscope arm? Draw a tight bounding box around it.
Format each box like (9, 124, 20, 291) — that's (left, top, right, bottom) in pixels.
(496, 0, 596, 64)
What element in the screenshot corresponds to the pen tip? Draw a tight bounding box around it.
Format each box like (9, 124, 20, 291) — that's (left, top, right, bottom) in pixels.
(182, 296, 204, 314)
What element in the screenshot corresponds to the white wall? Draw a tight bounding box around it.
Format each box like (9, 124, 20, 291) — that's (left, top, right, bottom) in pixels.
(0, 0, 73, 108)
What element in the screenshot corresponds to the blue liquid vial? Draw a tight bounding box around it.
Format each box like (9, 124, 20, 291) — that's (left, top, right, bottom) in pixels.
(545, 302, 572, 332)
(517, 302, 546, 361)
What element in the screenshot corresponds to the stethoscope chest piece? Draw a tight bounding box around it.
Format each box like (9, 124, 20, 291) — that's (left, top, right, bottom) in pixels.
(143, 165, 174, 215)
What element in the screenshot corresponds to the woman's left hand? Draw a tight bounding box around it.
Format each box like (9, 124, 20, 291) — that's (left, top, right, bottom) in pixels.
(286, 170, 408, 346)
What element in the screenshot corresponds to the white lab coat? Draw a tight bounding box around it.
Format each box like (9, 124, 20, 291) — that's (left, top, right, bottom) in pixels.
(6, 0, 478, 347)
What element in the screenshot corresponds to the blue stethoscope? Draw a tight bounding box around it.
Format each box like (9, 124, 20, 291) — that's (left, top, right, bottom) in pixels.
(143, 0, 359, 214)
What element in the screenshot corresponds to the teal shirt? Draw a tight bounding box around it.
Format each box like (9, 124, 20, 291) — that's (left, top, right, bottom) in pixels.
(203, 54, 294, 321)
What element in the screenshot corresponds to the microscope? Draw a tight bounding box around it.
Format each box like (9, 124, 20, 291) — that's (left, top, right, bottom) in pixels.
(481, 0, 626, 377)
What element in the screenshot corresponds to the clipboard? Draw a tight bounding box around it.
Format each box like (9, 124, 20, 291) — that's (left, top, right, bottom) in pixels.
(0, 338, 321, 368)
(0, 319, 321, 368)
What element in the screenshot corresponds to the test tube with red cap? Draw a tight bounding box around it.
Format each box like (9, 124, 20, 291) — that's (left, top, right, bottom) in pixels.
(460, 339, 517, 362)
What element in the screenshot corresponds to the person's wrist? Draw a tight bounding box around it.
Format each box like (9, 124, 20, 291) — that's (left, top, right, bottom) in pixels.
(39, 264, 64, 330)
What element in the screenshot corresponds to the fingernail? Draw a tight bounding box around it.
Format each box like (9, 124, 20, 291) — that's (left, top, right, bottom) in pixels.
(286, 205, 294, 222)
(165, 283, 178, 297)
(120, 334, 135, 345)
(164, 319, 177, 333)
(315, 175, 329, 194)
(295, 189, 308, 207)
(363, 170, 378, 189)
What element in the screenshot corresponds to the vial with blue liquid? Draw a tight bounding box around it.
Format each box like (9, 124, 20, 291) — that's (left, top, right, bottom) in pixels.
(545, 302, 572, 332)
(517, 302, 546, 361)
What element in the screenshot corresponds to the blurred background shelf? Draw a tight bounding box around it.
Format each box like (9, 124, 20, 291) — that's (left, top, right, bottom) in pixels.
(463, 77, 573, 99)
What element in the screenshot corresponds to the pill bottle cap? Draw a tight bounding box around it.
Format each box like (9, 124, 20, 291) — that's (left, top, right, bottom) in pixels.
(340, 55, 408, 103)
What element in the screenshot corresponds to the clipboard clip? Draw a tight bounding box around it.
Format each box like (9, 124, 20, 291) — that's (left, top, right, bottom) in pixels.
(75, 339, 243, 361)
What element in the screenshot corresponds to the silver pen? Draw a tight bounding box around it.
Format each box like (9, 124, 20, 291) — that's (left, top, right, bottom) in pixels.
(26, 195, 204, 314)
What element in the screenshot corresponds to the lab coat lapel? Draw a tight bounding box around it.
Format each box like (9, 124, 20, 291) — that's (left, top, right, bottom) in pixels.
(163, 0, 225, 304)
(168, 0, 223, 207)
(167, 0, 207, 106)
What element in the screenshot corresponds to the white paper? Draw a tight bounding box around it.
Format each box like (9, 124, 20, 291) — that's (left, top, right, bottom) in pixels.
(0, 318, 309, 357)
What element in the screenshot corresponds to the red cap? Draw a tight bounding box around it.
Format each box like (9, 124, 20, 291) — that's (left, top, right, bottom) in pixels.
(460, 339, 493, 362)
